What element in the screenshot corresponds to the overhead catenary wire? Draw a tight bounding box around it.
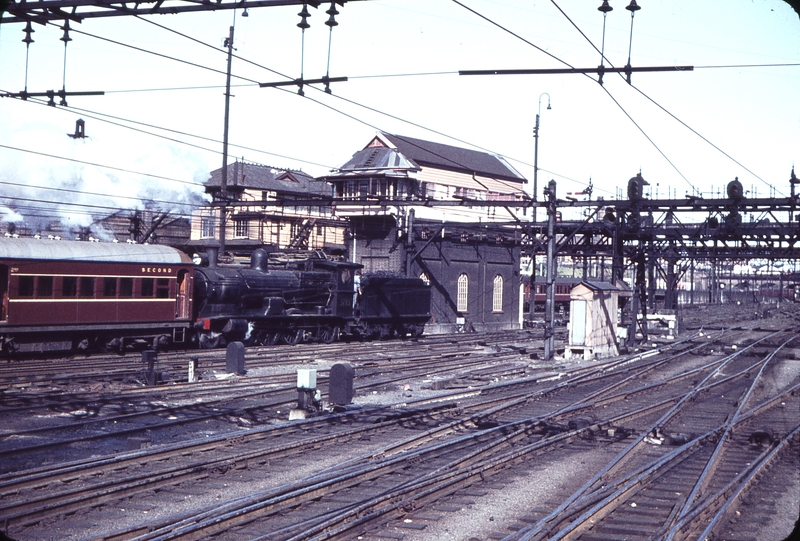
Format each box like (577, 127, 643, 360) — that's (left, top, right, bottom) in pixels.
(3, 3, 792, 219)
(0, 142, 205, 189)
(452, 0, 695, 193)
(0, 179, 207, 210)
(547, 0, 780, 195)
(0, 89, 335, 170)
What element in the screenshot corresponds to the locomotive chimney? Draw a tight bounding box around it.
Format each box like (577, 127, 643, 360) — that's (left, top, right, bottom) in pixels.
(250, 248, 269, 272)
(206, 246, 218, 268)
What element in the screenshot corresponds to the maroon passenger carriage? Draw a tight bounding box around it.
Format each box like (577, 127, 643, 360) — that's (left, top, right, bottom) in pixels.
(0, 237, 194, 354)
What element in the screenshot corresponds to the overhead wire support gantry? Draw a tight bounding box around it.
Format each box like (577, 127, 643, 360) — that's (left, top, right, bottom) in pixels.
(460, 65, 694, 80)
(0, 1, 361, 25)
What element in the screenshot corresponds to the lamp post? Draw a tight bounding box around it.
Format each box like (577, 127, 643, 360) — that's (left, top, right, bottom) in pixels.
(533, 92, 551, 223)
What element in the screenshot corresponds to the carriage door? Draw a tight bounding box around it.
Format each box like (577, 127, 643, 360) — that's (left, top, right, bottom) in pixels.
(175, 270, 190, 319)
(0, 266, 7, 321)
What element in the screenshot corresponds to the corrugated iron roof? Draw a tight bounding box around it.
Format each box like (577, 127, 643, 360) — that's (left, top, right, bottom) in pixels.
(579, 280, 628, 292)
(206, 162, 332, 197)
(382, 133, 525, 182)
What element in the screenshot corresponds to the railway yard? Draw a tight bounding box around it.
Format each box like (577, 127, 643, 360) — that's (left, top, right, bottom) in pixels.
(1, 304, 798, 541)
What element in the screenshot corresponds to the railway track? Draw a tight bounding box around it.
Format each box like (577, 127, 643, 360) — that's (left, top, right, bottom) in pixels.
(0, 343, 530, 474)
(0, 330, 704, 538)
(1, 321, 797, 540)
(0, 330, 540, 391)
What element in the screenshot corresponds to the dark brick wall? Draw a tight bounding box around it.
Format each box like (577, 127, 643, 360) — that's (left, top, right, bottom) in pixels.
(352, 223, 521, 334)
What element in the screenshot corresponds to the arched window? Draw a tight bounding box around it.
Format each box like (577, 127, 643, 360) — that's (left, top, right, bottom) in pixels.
(457, 273, 469, 312)
(419, 273, 430, 286)
(493, 274, 504, 312)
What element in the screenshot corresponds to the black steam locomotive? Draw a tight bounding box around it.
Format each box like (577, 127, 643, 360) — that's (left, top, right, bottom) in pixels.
(192, 248, 431, 348)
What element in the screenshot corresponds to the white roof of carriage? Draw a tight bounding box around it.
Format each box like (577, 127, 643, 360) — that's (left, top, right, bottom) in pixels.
(0, 238, 191, 264)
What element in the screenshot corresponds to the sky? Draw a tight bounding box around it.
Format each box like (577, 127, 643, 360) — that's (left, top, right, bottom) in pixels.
(1, 0, 799, 232)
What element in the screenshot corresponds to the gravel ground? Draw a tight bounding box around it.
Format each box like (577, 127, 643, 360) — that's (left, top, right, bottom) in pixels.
(388, 447, 620, 541)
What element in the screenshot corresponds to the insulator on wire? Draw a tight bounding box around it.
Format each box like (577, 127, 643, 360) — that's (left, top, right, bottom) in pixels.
(22, 21, 35, 44)
(325, 3, 339, 27)
(297, 4, 311, 29)
(60, 20, 72, 43)
(598, 0, 612, 13)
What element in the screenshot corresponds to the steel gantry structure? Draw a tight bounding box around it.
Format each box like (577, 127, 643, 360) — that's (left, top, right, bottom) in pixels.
(0, 1, 361, 24)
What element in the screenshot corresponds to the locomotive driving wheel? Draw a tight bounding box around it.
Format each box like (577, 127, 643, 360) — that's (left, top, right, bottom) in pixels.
(282, 328, 303, 346)
(262, 331, 281, 346)
(317, 326, 339, 344)
(198, 332, 221, 349)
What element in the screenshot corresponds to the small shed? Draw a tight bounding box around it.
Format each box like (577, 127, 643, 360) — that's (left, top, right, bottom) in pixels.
(566, 280, 630, 361)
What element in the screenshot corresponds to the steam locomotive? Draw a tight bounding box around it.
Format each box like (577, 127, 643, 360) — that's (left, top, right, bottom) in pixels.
(0, 237, 431, 354)
(193, 248, 431, 349)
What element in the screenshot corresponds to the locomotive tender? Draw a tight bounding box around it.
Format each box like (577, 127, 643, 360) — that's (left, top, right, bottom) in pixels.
(0, 237, 431, 354)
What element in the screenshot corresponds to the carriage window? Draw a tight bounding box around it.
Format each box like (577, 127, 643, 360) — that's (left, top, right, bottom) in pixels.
(156, 278, 170, 299)
(62, 276, 77, 297)
(103, 277, 117, 297)
(141, 278, 154, 297)
(38, 276, 53, 297)
(80, 277, 95, 297)
(18, 276, 34, 297)
(120, 278, 134, 297)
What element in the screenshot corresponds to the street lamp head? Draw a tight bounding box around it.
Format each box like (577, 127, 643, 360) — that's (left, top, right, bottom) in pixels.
(598, 1, 613, 13)
(538, 92, 551, 114)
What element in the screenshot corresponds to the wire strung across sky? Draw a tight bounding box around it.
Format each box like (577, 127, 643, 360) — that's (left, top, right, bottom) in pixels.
(2, 1, 795, 222)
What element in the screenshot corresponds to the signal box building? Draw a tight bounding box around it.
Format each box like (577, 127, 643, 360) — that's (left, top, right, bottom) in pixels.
(323, 133, 528, 334)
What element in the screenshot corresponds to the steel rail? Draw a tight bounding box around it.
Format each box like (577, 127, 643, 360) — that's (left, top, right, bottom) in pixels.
(663, 335, 796, 540)
(0, 348, 522, 454)
(81, 334, 780, 536)
(543, 383, 800, 541)
(507, 329, 788, 541)
(291, 369, 799, 541)
(0, 403, 456, 528)
(684, 423, 800, 541)
(507, 344, 797, 541)
(125, 344, 773, 540)
(87, 351, 713, 540)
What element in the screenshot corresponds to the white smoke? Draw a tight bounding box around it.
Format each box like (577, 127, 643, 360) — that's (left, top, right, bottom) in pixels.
(0, 102, 211, 241)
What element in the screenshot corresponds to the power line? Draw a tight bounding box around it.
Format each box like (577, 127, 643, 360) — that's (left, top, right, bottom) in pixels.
(2, 91, 336, 170)
(0, 179, 207, 209)
(64, 24, 264, 85)
(0, 142, 205, 188)
(134, 15, 292, 82)
(548, 0, 777, 193)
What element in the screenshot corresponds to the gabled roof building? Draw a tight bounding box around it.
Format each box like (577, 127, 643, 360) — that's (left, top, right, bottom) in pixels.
(191, 160, 344, 255)
(323, 133, 529, 334)
(325, 133, 529, 222)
